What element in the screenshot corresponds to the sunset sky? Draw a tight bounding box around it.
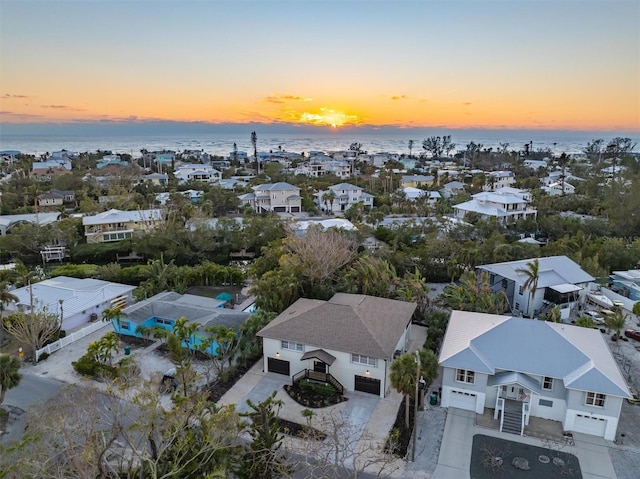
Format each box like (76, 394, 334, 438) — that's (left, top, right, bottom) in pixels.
(1, 0, 639, 132)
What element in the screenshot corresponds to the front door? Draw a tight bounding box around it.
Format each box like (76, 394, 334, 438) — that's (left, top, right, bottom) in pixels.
(505, 385, 523, 400)
(314, 361, 327, 373)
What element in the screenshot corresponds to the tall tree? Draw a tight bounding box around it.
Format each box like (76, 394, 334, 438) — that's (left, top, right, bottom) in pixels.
(2, 309, 61, 364)
(0, 354, 21, 405)
(408, 139, 414, 158)
(605, 308, 627, 339)
(515, 259, 540, 318)
(390, 353, 419, 429)
(251, 131, 258, 174)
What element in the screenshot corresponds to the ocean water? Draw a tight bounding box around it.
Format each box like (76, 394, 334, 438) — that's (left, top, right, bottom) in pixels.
(1, 130, 637, 158)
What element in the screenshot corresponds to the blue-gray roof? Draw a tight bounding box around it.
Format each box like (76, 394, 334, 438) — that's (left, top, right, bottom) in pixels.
(440, 311, 631, 398)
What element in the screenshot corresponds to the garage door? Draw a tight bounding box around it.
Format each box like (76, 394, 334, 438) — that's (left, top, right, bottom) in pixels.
(448, 389, 477, 411)
(267, 357, 290, 376)
(354, 375, 381, 395)
(573, 414, 607, 437)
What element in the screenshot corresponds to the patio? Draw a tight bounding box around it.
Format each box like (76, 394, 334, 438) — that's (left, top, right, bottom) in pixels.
(475, 409, 573, 445)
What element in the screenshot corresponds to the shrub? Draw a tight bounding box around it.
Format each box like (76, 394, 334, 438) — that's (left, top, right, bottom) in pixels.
(72, 353, 118, 379)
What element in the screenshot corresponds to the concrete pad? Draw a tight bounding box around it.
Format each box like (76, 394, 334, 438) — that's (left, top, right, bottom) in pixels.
(435, 408, 474, 475)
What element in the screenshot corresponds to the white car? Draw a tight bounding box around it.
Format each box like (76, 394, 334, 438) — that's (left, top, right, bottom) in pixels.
(584, 310, 605, 324)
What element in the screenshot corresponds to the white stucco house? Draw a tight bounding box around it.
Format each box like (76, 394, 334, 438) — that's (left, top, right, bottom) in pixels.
(453, 190, 537, 223)
(257, 293, 416, 398)
(174, 164, 222, 184)
(477, 256, 594, 320)
(6, 276, 135, 331)
(238, 182, 302, 213)
(439, 311, 632, 440)
(483, 170, 516, 191)
(314, 183, 374, 213)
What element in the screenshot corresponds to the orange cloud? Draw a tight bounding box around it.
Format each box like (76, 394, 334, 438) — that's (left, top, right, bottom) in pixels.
(264, 94, 312, 104)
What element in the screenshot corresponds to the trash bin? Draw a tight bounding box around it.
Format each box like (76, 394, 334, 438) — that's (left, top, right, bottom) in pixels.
(124, 346, 131, 356)
(430, 393, 438, 406)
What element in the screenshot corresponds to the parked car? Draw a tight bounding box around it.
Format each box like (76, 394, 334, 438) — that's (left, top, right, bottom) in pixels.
(584, 310, 605, 324)
(624, 329, 640, 341)
(159, 367, 179, 393)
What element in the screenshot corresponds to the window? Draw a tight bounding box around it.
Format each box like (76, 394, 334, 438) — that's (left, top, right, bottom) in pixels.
(281, 340, 303, 352)
(120, 321, 130, 330)
(351, 354, 376, 367)
(539, 399, 553, 407)
(586, 392, 606, 407)
(156, 318, 172, 325)
(542, 377, 554, 390)
(456, 369, 475, 384)
(519, 285, 525, 295)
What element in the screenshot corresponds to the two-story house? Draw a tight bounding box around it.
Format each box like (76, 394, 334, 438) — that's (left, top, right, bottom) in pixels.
(483, 171, 516, 191)
(315, 183, 374, 213)
(401, 175, 435, 188)
(238, 182, 302, 213)
(439, 311, 632, 440)
(82, 208, 164, 244)
(258, 293, 416, 398)
(174, 164, 222, 184)
(453, 189, 537, 223)
(37, 189, 77, 210)
(477, 256, 594, 319)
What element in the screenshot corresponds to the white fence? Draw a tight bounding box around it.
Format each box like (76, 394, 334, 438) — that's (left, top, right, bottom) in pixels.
(35, 320, 110, 362)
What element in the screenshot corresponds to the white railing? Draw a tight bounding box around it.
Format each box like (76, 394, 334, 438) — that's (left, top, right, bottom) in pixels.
(521, 402, 530, 435)
(498, 398, 505, 432)
(35, 320, 110, 361)
(495, 396, 504, 420)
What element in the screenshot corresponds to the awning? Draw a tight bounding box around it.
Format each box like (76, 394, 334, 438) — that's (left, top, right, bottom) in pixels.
(549, 283, 581, 294)
(300, 349, 336, 366)
(489, 371, 543, 396)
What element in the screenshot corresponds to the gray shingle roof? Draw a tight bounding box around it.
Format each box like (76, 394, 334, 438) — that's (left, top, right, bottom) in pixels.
(439, 311, 632, 398)
(258, 293, 416, 358)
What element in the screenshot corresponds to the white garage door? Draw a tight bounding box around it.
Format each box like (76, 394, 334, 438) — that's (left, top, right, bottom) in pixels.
(448, 389, 477, 411)
(573, 414, 607, 437)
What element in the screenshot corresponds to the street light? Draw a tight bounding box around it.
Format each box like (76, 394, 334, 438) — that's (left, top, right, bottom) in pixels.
(412, 350, 421, 462)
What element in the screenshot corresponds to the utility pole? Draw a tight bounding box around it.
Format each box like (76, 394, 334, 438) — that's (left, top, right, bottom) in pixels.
(412, 350, 421, 462)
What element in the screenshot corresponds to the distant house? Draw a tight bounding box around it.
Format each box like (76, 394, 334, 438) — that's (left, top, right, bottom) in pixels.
(138, 173, 168, 186)
(37, 190, 77, 210)
(477, 256, 594, 319)
(6, 276, 134, 331)
(453, 190, 537, 223)
(294, 218, 357, 235)
(314, 183, 374, 213)
(402, 187, 441, 204)
(96, 155, 128, 169)
(439, 180, 466, 199)
(258, 293, 416, 398)
(31, 157, 72, 180)
(401, 175, 434, 188)
(483, 171, 516, 191)
(174, 164, 222, 184)
(543, 181, 576, 196)
(0, 212, 61, 236)
(523, 159, 548, 170)
(115, 292, 250, 354)
(439, 311, 632, 440)
(82, 208, 164, 244)
(238, 182, 302, 213)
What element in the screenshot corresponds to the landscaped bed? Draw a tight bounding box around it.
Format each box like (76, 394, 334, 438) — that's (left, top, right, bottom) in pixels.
(471, 434, 582, 479)
(284, 379, 347, 408)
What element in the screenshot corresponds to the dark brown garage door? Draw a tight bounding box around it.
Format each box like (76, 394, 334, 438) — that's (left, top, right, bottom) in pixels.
(354, 375, 381, 395)
(267, 357, 290, 376)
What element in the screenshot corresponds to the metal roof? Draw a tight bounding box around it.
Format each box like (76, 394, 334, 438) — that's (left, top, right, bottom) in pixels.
(478, 256, 594, 286)
(439, 311, 631, 398)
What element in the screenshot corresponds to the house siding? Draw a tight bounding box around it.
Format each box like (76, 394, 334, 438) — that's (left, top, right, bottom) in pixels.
(262, 337, 389, 398)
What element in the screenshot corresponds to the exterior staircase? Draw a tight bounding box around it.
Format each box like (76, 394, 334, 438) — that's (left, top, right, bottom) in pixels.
(501, 400, 523, 435)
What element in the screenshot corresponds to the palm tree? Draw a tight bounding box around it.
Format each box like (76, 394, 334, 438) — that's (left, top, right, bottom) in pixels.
(515, 259, 540, 318)
(0, 282, 18, 352)
(606, 308, 627, 340)
(0, 354, 22, 405)
(574, 316, 598, 329)
(102, 306, 127, 334)
(390, 353, 419, 429)
(408, 140, 414, 159)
